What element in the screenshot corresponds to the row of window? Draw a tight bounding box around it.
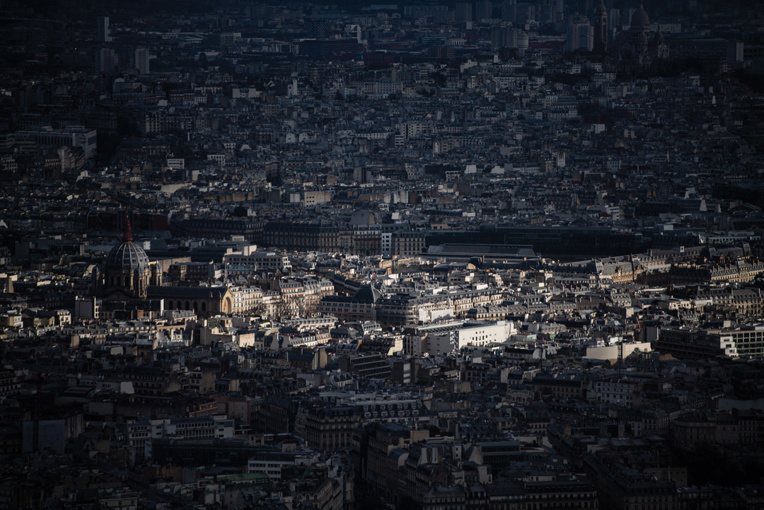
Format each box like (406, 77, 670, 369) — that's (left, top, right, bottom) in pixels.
(166, 300, 208, 312)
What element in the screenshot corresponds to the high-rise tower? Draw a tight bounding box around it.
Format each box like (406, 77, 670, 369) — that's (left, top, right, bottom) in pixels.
(96, 16, 112, 43)
(593, 0, 608, 53)
(135, 47, 150, 75)
(455, 2, 473, 22)
(475, 0, 493, 21)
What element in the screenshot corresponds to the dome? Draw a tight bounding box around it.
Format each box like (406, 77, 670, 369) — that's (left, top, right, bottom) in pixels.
(630, 4, 650, 31)
(104, 219, 149, 272)
(105, 241, 149, 272)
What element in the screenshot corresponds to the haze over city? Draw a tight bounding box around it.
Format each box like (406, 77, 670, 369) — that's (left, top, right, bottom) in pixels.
(0, 0, 763, 508)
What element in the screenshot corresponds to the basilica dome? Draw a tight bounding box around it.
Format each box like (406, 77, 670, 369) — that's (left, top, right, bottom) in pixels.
(630, 4, 650, 32)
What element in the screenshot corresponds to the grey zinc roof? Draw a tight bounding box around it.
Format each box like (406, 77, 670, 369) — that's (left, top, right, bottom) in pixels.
(105, 241, 149, 272)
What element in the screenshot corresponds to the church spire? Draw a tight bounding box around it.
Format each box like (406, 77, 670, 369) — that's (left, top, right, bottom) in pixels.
(123, 212, 133, 242)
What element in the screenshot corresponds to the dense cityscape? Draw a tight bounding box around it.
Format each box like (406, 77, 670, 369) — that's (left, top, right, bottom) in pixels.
(1, 0, 764, 508)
